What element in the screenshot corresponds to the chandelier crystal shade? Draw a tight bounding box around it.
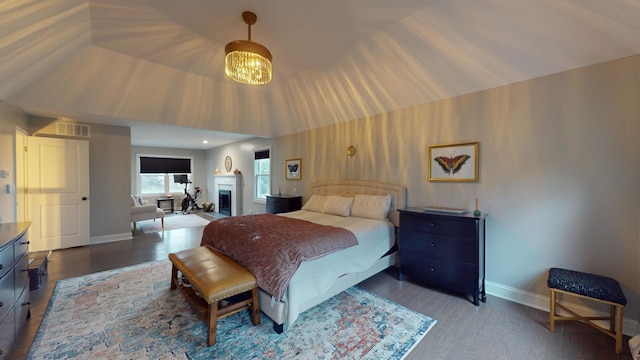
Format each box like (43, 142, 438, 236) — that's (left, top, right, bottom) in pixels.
(225, 12, 272, 85)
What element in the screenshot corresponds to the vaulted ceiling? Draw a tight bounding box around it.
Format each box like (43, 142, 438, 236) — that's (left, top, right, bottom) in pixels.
(1, 0, 639, 149)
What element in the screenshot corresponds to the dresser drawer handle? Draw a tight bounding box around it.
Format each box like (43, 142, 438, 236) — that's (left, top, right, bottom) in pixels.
(430, 267, 435, 272)
(21, 241, 30, 245)
(430, 242, 435, 247)
(0, 264, 3, 270)
(22, 301, 31, 306)
(0, 301, 3, 307)
(430, 223, 435, 227)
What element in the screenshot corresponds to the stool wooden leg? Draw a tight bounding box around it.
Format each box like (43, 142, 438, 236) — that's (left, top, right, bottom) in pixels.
(549, 289, 556, 332)
(615, 305, 623, 354)
(207, 301, 218, 346)
(250, 288, 260, 326)
(609, 305, 615, 332)
(170, 265, 178, 290)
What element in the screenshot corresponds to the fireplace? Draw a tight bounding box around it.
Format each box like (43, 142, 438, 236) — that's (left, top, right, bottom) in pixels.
(214, 175, 241, 216)
(218, 189, 231, 216)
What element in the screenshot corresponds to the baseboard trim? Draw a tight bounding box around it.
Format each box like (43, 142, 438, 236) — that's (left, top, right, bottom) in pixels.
(90, 232, 132, 245)
(486, 280, 638, 337)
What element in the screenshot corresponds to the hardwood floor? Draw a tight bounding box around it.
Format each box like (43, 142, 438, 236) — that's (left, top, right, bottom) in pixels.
(10, 218, 632, 359)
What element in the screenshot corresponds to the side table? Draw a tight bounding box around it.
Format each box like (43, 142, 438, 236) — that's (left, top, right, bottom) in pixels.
(157, 197, 175, 213)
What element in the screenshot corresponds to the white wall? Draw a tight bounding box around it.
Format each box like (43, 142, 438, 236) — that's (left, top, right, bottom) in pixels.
(205, 138, 273, 216)
(207, 55, 640, 325)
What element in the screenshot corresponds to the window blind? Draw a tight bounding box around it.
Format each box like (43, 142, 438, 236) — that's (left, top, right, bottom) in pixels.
(140, 157, 191, 174)
(254, 149, 270, 160)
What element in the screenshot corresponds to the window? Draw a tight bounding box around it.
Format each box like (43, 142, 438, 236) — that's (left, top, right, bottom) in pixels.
(254, 149, 270, 202)
(140, 173, 192, 195)
(137, 155, 193, 195)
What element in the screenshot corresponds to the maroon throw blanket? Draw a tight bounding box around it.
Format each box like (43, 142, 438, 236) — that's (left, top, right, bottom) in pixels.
(200, 214, 358, 299)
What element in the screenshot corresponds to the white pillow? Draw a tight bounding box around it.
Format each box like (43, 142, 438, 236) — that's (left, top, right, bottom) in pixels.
(321, 195, 354, 217)
(351, 194, 392, 221)
(302, 195, 326, 212)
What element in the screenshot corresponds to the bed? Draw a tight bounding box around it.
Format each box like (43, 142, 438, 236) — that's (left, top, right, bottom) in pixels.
(200, 179, 407, 332)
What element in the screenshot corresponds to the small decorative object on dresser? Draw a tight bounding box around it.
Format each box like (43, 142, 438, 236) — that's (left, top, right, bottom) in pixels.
(285, 158, 301, 180)
(266, 194, 302, 214)
(428, 142, 479, 182)
(398, 208, 486, 305)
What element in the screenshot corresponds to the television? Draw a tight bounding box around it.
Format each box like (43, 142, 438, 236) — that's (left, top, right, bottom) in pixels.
(173, 174, 189, 184)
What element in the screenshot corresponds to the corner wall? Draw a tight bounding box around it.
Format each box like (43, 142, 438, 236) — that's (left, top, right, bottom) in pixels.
(208, 55, 640, 325)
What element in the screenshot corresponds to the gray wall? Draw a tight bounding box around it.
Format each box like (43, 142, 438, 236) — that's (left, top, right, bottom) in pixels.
(0, 102, 28, 224)
(28, 117, 132, 242)
(206, 55, 640, 324)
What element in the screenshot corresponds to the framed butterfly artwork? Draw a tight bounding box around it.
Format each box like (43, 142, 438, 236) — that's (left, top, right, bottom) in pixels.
(428, 142, 479, 182)
(285, 158, 302, 180)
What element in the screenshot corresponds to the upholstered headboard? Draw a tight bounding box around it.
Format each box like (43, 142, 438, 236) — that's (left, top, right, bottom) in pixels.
(308, 180, 407, 227)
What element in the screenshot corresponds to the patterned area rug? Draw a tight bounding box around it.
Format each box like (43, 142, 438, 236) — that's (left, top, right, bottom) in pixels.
(29, 260, 436, 359)
(137, 214, 210, 234)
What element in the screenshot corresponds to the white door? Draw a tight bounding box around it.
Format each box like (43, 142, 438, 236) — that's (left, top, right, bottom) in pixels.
(28, 137, 90, 251)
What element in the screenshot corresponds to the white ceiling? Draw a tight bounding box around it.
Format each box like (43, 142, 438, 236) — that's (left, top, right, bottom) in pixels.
(1, 0, 639, 150)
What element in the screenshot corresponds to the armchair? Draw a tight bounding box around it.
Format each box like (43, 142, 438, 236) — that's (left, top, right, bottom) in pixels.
(131, 194, 165, 233)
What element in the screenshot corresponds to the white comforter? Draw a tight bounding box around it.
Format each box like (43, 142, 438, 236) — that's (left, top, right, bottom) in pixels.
(276, 210, 395, 327)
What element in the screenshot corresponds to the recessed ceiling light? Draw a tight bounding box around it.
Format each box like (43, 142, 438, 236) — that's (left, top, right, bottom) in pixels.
(203, 140, 208, 144)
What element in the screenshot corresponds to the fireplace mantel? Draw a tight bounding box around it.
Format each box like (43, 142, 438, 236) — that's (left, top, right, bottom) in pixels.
(213, 175, 242, 216)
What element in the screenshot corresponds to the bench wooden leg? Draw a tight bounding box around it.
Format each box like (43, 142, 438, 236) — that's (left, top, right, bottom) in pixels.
(250, 288, 260, 326)
(207, 301, 218, 346)
(549, 289, 556, 332)
(170, 265, 178, 290)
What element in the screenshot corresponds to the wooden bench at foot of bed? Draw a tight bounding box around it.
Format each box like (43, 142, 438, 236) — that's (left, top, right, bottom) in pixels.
(168, 246, 260, 346)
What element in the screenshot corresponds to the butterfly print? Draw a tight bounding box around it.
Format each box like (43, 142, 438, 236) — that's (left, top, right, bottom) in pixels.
(434, 155, 471, 175)
(287, 164, 299, 173)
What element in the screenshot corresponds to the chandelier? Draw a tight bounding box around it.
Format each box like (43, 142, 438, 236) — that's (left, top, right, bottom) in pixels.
(225, 11, 272, 85)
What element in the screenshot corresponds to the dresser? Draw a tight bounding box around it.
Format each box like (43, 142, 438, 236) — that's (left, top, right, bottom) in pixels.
(0, 222, 31, 359)
(398, 208, 486, 305)
(266, 195, 302, 214)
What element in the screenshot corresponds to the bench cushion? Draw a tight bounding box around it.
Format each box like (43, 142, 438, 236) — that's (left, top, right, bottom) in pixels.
(547, 267, 626, 306)
(169, 246, 257, 303)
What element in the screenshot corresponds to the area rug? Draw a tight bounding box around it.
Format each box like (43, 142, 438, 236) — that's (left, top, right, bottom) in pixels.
(29, 260, 436, 359)
(137, 214, 210, 234)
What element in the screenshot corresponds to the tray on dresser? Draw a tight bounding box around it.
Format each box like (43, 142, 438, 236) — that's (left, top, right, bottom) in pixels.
(422, 206, 468, 215)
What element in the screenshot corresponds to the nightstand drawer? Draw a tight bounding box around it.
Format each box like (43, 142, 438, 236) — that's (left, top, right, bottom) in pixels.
(266, 195, 302, 214)
(399, 228, 475, 263)
(400, 253, 476, 292)
(400, 213, 476, 236)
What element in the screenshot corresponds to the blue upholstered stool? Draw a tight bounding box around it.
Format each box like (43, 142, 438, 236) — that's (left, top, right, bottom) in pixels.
(547, 267, 626, 354)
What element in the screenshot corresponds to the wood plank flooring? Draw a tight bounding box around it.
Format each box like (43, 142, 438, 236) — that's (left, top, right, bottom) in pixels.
(10, 216, 632, 359)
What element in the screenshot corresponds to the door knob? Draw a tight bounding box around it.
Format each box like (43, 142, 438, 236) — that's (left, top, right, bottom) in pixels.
(82, 197, 88, 200)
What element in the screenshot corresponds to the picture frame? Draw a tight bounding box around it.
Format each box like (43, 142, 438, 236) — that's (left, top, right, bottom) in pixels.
(285, 158, 302, 180)
(428, 142, 479, 182)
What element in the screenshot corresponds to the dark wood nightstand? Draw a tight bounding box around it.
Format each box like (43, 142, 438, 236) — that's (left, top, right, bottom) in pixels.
(397, 208, 486, 305)
(266, 195, 302, 214)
